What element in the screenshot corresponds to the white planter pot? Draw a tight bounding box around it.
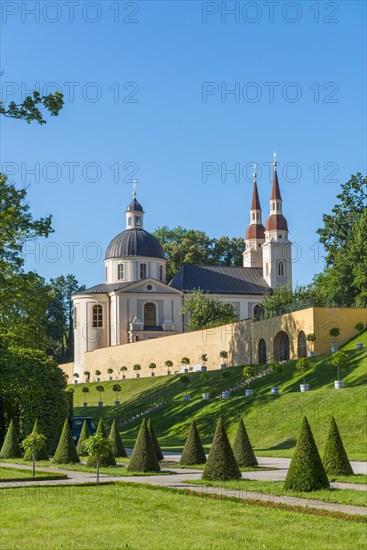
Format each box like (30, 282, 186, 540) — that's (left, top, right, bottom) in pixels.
(183, 394, 190, 401)
(308, 351, 315, 357)
(202, 393, 209, 400)
(136, 373, 140, 378)
(166, 370, 171, 375)
(331, 347, 338, 353)
(245, 389, 254, 397)
(220, 364, 227, 370)
(334, 380, 344, 390)
(356, 342, 363, 349)
(108, 376, 113, 381)
(183, 367, 189, 373)
(271, 386, 279, 395)
(73, 380, 78, 384)
(83, 402, 88, 408)
(114, 400, 120, 405)
(98, 401, 103, 407)
(121, 375, 126, 380)
(222, 391, 230, 398)
(201, 366, 207, 372)
(151, 372, 155, 376)
(96, 377, 100, 382)
(300, 384, 309, 392)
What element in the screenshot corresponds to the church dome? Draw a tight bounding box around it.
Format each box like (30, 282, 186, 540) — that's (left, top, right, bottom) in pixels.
(265, 214, 288, 231)
(105, 228, 165, 260)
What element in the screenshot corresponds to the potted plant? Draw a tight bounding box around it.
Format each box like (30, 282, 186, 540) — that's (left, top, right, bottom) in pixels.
(83, 371, 90, 383)
(181, 357, 190, 373)
(296, 357, 310, 392)
(120, 366, 127, 379)
(306, 333, 316, 357)
(113, 383, 122, 405)
(133, 364, 141, 378)
(107, 368, 114, 381)
(165, 360, 173, 375)
(73, 373, 79, 384)
(95, 369, 101, 382)
(149, 363, 157, 376)
(82, 386, 89, 407)
(180, 375, 190, 401)
(219, 368, 231, 397)
(329, 327, 340, 352)
(268, 361, 283, 395)
(96, 385, 104, 406)
(354, 322, 365, 349)
(200, 372, 210, 400)
(219, 350, 228, 369)
(200, 353, 208, 372)
(331, 350, 347, 389)
(243, 365, 255, 396)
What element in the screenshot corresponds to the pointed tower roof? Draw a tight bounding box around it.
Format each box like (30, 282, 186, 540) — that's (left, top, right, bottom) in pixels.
(251, 181, 262, 210)
(270, 169, 282, 200)
(126, 197, 144, 213)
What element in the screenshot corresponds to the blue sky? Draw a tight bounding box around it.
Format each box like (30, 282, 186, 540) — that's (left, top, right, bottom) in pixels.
(1, 1, 366, 288)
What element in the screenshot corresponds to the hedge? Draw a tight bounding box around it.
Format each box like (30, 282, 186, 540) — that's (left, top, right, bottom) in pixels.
(180, 419, 206, 465)
(202, 417, 241, 481)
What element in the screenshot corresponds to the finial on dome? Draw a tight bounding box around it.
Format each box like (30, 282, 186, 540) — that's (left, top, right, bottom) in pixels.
(273, 151, 277, 172)
(253, 163, 257, 183)
(133, 179, 137, 198)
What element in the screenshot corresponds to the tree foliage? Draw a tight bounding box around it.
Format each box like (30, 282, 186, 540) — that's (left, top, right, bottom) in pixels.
(180, 419, 206, 465)
(0, 91, 64, 125)
(127, 418, 160, 472)
(76, 420, 90, 457)
(232, 418, 257, 467)
(181, 289, 238, 331)
(86, 419, 116, 467)
(109, 419, 127, 458)
(53, 419, 80, 464)
(23, 419, 49, 461)
(322, 417, 353, 476)
(202, 418, 241, 481)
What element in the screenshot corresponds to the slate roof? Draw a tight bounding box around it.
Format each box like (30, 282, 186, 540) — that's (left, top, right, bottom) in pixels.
(169, 265, 269, 295)
(105, 228, 165, 260)
(73, 282, 132, 295)
(126, 198, 144, 212)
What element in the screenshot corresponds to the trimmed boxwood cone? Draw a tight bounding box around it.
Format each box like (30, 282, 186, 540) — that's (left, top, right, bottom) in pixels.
(76, 419, 90, 457)
(180, 419, 206, 465)
(23, 419, 49, 461)
(284, 416, 329, 491)
(322, 417, 353, 476)
(86, 418, 116, 466)
(53, 419, 80, 464)
(128, 418, 160, 472)
(109, 419, 127, 458)
(202, 417, 241, 481)
(0, 420, 23, 459)
(233, 417, 257, 467)
(148, 418, 164, 461)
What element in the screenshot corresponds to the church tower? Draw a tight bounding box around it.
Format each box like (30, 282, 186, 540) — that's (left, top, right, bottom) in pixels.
(243, 164, 265, 268)
(262, 153, 292, 288)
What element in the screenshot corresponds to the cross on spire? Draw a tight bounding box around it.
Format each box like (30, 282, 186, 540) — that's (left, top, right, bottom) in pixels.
(253, 163, 257, 183)
(132, 179, 137, 197)
(273, 151, 277, 172)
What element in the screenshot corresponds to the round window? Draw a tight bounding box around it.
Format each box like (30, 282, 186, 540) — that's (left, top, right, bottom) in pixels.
(146, 284, 154, 292)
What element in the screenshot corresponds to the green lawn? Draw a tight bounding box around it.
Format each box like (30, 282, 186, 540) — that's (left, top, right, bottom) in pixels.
(72, 337, 367, 460)
(187, 479, 367, 508)
(0, 466, 66, 482)
(334, 474, 367, 485)
(1, 484, 366, 549)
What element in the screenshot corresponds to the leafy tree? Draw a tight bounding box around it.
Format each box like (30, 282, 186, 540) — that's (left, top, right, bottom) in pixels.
(331, 351, 347, 381)
(181, 289, 237, 331)
(112, 384, 121, 402)
(296, 358, 310, 385)
(322, 417, 353, 476)
(147, 419, 164, 461)
(219, 350, 228, 365)
(181, 357, 190, 368)
(354, 322, 365, 337)
(268, 361, 283, 386)
(127, 418, 160, 472)
(83, 434, 113, 486)
(76, 420, 90, 457)
(86, 418, 116, 467)
(180, 419, 206, 465)
(0, 90, 63, 125)
(53, 419, 80, 464)
(165, 360, 173, 371)
(232, 418, 257, 467)
(23, 419, 49, 461)
(0, 420, 23, 459)
(21, 432, 47, 477)
(284, 416, 329, 491)
(96, 386, 104, 402)
(109, 419, 127, 458)
(243, 366, 255, 387)
(202, 417, 241, 481)
(148, 363, 157, 372)
(82, 387, 89, 402)
(133, 364, 141, 374)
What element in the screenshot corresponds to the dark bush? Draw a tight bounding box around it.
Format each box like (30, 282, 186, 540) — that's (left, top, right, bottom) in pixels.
(322, 417, 353, 476)
(86, 418, 116, 467)
(180, 419, 206, 465)
(232, 417, 257, 467)
(53, 419, 80, 464)
(23, 419, 49, 461)
(0, 420, 23, 459)
(127, 418, 160, 472)
(76, 419, 90, 457)
(109, 419, 127, 458)
(148, 419, 164, 461)
(202, 417, 241, 481)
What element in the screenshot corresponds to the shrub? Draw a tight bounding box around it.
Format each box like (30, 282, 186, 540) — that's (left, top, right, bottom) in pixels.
(180, 419, 206, 465)
(354, 322, 364, 336)
(181, 357, 190, 366)
(23, 419, 49, 461)
(112, 384, 121, 401)
(243, 365, 255, 386)
(53, 419, 80, 464)
(86, 418, 116, 467)
(127, 418, 160, 472)
(0, 420, 23, 459)
(284, 416, 329, 491)
(147, 419, 164, 461)
(268, 361, 283, 385)
(202, 417, 241, 481)
(109, 419, 127, 458)
(65, 388, 74, 419)
(331, 351, 347, 381)
(76, 419, 90, 456)
(96, 385, 104, 401)
(322, 417, 353, 476)
(83, 434, 113, 486)
(149, 363, 157, 370)
(82, 387, 89, 399)
(232, 418, 257, 467)
(165, 360, 173, 369)
(296, 357, 310, 384)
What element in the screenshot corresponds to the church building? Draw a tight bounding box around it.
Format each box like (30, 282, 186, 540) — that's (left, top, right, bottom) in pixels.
(72, 155, 292, 375)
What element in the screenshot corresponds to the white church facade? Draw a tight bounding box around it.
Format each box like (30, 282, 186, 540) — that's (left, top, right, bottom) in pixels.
(72, 156, 292, 375)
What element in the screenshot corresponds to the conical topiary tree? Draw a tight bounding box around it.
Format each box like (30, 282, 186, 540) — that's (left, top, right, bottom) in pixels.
(202, 417, 241, 480)
(0, 420, 23, 459)
(322, 417, 353, 476)
(23, 419, 49, 461)
(284, 416, 329, 491)
(180, 419, 206, 465)
(76, 419, 90, 457)
(127, 418, 160, 472)
(86, 418, 116, 467)
(148, 419, 164, 461)
(109, 419, 127, 458)
(232, 418, 257, 468)
(53, 419, 80, 464)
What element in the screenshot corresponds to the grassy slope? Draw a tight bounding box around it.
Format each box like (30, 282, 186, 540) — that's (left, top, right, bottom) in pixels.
(1, 484, 366, 549)
(73, 333, 367, 460)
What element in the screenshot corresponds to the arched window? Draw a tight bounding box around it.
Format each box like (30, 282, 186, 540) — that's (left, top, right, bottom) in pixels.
(159, 265, 164, 282)
(265, 263, 269, 277)
(298, 331, 307, 358)
(258, 339, 267, 365)
(144, 302, 157, 327)
(274, 331, 290, 361)
(278, 262, 284, 277)
(253, 304, 265, 320)
(117, 264, 124, 280)
(140, 263, 147, 279)
(252, 213, 255, 220)
(92, 304, 103, 328)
